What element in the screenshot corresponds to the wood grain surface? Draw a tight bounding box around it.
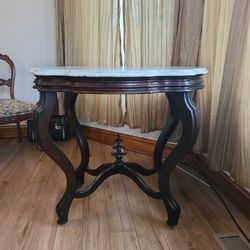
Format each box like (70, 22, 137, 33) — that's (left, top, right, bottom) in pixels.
(0, 138, 249, 249)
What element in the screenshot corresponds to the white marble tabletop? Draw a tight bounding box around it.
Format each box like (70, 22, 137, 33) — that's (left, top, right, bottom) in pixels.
(30, 66, 208, 77)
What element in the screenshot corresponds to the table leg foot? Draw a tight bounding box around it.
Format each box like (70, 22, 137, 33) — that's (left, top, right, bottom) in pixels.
(162, 196, 180, 226)
(56, 190, 75, 224)
(57, 218, 68, 225)
(56, 210, 68, 225)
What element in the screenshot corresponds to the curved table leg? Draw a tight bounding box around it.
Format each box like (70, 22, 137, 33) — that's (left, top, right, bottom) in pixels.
(159, 92, 198, 226)
(64, 92, 89, 188)
(32, 92, 45, 150)
(33, 91, 77, 224)
(154, 93, 179, 171)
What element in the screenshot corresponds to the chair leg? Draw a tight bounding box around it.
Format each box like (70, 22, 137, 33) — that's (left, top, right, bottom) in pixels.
(16, 122, 23, 143)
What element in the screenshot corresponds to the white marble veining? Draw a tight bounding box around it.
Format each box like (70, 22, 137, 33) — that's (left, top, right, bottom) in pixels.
(30, 66, 208, 77)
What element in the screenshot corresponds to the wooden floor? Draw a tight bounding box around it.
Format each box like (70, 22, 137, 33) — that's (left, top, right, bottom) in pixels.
(0, 139, 249, 250)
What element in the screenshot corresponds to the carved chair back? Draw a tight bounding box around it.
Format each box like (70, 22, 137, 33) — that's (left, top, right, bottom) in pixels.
(0, 54, 35, 142)
(0, 53, 16, 99)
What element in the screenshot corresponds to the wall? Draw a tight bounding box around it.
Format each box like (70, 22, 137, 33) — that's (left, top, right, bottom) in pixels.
(0, 0, 57, 103)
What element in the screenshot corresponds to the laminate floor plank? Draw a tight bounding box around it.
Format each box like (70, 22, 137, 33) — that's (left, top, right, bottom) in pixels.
(0, 152, 56, 249)
(0, 142, 42, 226)
(0, 138, 22, 170)
(110, 231, 141, 250)
(105, 175, 135, 233)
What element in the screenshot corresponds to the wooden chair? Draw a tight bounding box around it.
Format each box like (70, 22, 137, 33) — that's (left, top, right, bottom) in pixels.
(0, 54, 35, 142)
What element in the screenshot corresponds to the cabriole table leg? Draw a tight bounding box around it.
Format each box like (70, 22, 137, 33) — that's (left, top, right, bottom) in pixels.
(64, 92, 90, 188)
(159, 92, 198, 226)
(33, 91, 78, 224)
(154, 93, 179, 172)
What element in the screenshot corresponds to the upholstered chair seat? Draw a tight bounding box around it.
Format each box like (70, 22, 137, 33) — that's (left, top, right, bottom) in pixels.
(0, 98, 35, 123)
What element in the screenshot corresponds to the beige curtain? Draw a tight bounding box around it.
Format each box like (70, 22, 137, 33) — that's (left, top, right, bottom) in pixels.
(171, 0, 204, 66)
(124, 0, 177, 132)
(56, 0, 122, 126)
(125, 0, 204, 132)
(197, 0, 250, 186)
(195, 0, 234, 153)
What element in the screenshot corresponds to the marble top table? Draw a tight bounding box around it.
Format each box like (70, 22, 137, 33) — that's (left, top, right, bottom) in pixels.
(31, 66, 207, 226)
(31, 66, 207, 94)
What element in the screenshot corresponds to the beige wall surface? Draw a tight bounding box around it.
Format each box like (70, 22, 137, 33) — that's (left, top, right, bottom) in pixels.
(0, 0, 57, 103)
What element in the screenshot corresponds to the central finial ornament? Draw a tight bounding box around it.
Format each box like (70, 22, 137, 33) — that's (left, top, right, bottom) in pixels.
(112, 134, 127, 166)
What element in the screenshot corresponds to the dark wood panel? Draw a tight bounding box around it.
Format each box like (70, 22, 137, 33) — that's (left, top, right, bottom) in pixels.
(193, 154, 250, 219)
(34, 75, 204, 94)
(0, 125, 28, 138)
(81, 125, 174, 156)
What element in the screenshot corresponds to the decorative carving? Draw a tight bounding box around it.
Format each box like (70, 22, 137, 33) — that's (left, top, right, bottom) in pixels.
(112, 134, 126, 167)
(0, 78, 9, 87)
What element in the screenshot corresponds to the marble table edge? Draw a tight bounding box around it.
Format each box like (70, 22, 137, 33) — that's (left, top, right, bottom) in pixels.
(30, 66, 208, 77)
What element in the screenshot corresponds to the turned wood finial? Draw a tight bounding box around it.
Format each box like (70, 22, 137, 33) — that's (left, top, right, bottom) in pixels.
(112, 134, 126, 166)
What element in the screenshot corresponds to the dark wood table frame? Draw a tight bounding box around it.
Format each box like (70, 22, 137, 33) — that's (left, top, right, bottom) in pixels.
(32, 74, 204, 226)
